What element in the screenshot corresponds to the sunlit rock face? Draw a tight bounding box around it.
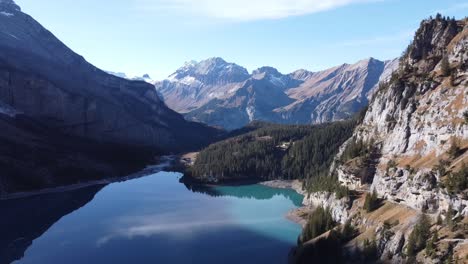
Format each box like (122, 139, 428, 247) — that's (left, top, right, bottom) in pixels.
(303, 192, 351, 224)
(339, 18, 468, 216)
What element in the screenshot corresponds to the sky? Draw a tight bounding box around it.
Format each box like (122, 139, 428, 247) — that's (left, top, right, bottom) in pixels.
(15, 0, 468, 80)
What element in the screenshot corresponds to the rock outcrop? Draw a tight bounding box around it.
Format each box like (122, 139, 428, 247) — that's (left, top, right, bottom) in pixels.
(303, 192, 351, 224)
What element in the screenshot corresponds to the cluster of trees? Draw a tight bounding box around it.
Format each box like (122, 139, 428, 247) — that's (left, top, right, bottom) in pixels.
(299, 206, 335, 244)
(339, 137, 379, 185)
(425, 230, 439, 258)
(340, 138, 372, 163)
(445, 163, 468, 195)
(434, 138, 467, 195)
(294, 217, 375, 263)
(363, 190, 380, 212)
(361, 238, 378, 262)
(282, 121, 357, 180)
(306, 175, 349, 199)
(406, 214, 431, 258)
(430, 138, 467, 197)
(190, 120, 357, 185)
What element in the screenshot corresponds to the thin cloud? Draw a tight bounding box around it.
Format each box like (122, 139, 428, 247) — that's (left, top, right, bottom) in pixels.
(95, 212, 280, 247)
(134, 0, 382, 21)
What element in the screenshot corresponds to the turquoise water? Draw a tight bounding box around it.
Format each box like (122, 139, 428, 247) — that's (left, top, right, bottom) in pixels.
(2, 172, 304, 264)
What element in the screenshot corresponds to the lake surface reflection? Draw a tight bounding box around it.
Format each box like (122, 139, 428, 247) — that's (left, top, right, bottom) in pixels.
(1, 172, 303, 264)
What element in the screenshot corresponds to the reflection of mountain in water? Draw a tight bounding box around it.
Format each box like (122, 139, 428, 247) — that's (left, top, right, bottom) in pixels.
(0, 184, 104, 264)
(182, 180, 303, 207)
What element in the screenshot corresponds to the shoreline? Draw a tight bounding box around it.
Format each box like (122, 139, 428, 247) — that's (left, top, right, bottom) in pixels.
(259, 179, 305, 195)
(260, 180, 311, 227)
(0, 155, 176, 200)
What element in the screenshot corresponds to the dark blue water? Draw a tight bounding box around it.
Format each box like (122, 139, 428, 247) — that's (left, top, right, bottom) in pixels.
(2, 172, 303, 264)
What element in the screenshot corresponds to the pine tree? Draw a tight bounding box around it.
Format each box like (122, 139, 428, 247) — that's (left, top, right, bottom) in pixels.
(406, 230, 417, 257)
(406, 214, 431, 257)
(362, 238, 378, 261)
(436, 214, 443, 225)
(425, 231, 438, 258)
(341, 219, 356, 241)
(364, 189, 379, 212)
(446, 204, 455, 231)
(444, 246, 454, 264)
(441, 56, 451, 76)
(448, 138, 461, 158)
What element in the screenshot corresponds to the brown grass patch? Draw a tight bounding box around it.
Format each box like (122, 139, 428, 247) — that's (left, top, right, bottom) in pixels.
(447, 92, 466, 112)
(447, 27, 468, 52)
(347, 201, 419, 246)
(415, 140, 427, 152)
(397, 151, 439, 169)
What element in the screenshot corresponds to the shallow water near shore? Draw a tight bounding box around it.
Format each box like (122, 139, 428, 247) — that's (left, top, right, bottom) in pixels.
(3, 171, 304, 264)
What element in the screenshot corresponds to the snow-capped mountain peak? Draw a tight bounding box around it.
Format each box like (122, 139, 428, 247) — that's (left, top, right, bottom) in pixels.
(166, 57, 249, 86)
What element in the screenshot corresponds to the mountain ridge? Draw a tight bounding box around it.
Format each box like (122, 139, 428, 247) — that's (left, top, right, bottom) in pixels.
(0, 0, 221, 194)
(156, 57, 398, 130)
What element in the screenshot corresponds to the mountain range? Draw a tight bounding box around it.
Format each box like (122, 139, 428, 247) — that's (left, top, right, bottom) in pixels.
(155, 57, 398, 130)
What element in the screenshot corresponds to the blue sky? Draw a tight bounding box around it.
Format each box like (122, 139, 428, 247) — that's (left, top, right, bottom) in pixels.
(15, 0, 468, 79)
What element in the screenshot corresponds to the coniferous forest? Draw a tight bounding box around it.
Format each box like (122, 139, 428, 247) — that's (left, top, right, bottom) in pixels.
(189, 114, 362, 184)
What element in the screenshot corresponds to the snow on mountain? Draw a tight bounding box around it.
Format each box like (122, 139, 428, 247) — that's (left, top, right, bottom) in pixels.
(154, 58, 250, 113)
(106, 71, 156, 85)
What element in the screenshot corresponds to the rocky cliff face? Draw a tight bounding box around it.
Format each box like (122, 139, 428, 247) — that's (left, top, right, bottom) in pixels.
(279, 58, 398, 124)
(293, 17, 468, 264)
(0, 1, 221, 194)
(350, 17, 467, 216)
(156, 57, 397, 130)
(303, 192, 352, 224)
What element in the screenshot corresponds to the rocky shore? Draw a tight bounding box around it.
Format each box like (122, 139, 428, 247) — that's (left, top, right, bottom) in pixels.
(260, 180, 304, 194)
(260, 180, 313, 227)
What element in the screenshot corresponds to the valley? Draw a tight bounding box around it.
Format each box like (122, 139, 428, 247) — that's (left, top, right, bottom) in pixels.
(177, 15, 468, 263)
(0, 0, 466, 264)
